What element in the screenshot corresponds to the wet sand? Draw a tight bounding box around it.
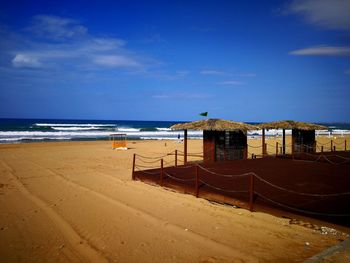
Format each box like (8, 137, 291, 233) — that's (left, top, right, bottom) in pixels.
(0, 138, 349, 262)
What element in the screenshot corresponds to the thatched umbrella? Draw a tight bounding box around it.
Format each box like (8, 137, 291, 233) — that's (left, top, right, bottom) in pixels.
(258, 120, 327, 131)
(257, 120, 327, 154)
(171, 119, 257, 163)
(171, 119, 256, 131)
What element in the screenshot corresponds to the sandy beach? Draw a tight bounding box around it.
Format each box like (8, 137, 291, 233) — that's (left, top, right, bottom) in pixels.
(1, 138, 349, 262)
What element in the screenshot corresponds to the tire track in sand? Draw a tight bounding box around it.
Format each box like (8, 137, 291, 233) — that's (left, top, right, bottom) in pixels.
(0, 160, 108, 263)
(21, 158, 254, 260)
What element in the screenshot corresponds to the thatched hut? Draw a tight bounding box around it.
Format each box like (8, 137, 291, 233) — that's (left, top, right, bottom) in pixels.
(171, 119, 257, 163)
(258, 120, 327, 154)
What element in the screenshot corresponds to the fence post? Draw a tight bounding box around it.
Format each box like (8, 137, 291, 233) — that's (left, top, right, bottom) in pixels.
(251, 153, 254, 159)
(195, 165, 199, 198)
(264, 143, 267, 156)
(331, 140, 333, 152)
(184, 129, 188, 164)
(282, 129, 286, 155)
(249, 173, 254, 212)
(345, 140, 347, 151)
(275, 142, 278, 156)
(262, 128, 265, 156)
(132, 154, 136, 180)
(160, 159, 164, 186)
(333, 146, 336, 152)
(175, 150, 178, 167)
(321, 146, 323, 153)
(313, 141, 316, 153)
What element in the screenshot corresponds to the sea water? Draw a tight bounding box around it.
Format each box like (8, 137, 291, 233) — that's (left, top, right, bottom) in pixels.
(0, 118, 349, 144)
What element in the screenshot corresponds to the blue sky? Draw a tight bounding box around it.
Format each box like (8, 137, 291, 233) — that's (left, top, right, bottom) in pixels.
(0, 0, 349, 122)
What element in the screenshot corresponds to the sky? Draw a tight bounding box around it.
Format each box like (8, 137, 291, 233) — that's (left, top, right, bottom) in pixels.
(0, 0, 349, 122)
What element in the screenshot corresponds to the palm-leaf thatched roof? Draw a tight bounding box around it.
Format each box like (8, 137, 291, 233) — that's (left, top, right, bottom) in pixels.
(170, 119, 257, 131)
(258, 120, 327, 130)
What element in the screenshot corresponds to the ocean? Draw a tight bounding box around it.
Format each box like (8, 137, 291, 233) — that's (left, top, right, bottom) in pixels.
(0, 118, 349, 144)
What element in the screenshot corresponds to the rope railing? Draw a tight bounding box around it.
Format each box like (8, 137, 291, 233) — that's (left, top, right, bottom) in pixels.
(321, 155, 350, 165)
(332, 154, 350, 160)
(293, 151, 350, 165)
(163, 171, 195, 182)
(133, 154, 350, 216)
(134, 167, 160, 175)
(317, 141, 332, 146)
(135, 158, 162, 164)
(199, 179, 248, 193)
(134, 164, 160, 169)
(170, 165, 195, 169)
(266, 143, 278, 148)
(256, 192, 350, 217)
(332, 140, 347, 146)
(197, 164, 254, 178)
(254, 174, 350, 197)
(135, 153, 166, 160)
(163, 159, 175, 166)
(247, 144, 263, 148)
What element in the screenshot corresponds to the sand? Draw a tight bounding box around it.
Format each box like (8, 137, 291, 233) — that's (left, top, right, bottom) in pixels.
(0, 138, 349, 262)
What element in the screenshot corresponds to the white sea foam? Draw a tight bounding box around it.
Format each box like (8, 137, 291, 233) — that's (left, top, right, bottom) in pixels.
(0, 130, 202, 142)
(35, 123, 115, 127)
(0, 137, 72, 142)
(117, 127, 141, 132)
(3, 125, 346, 144)
(0, 131, 111, 137)
(51, 127, 105, 131)
(331, 129, 350, 135)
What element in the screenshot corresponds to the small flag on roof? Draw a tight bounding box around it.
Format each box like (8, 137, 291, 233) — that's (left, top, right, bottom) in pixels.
(199, 112, 208, 117)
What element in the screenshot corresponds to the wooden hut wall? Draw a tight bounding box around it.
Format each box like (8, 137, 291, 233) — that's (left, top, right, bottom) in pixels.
(292, 129, 316, 153)
(203, 130, 247, 162)
(214, 131, 226, 161)
(224, 131, 247, 160)
(203, 130, 216, 163)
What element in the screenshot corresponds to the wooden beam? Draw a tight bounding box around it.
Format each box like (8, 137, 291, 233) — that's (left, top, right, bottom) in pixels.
(175, 150, 178, 167)
(291, 131, 295, 156)
(282, 129, 286, 155)
(262, 128, 265, 156)
(184, 129, 188, 164)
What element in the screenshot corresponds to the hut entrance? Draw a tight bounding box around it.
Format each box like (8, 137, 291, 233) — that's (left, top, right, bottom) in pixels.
(204, 130, 247, 162)
(292, 129, 315, 153)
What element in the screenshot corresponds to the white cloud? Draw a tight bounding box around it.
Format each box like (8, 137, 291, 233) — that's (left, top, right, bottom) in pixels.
(175, 70, 190, 77)
(287, 0, 350, 30)
(94, 55, 141, 67)
(5, 15, 146, 71)
(200, 70, 256, 77)
(152, 93, 210, 99)
(235, 73, 256, 77)
(28, 15, 87, 40)
(12, 54, 42, 68)
(290, 45, 350, 56)
(216, 80, 244, 86)
(200, 70, 227, 76)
